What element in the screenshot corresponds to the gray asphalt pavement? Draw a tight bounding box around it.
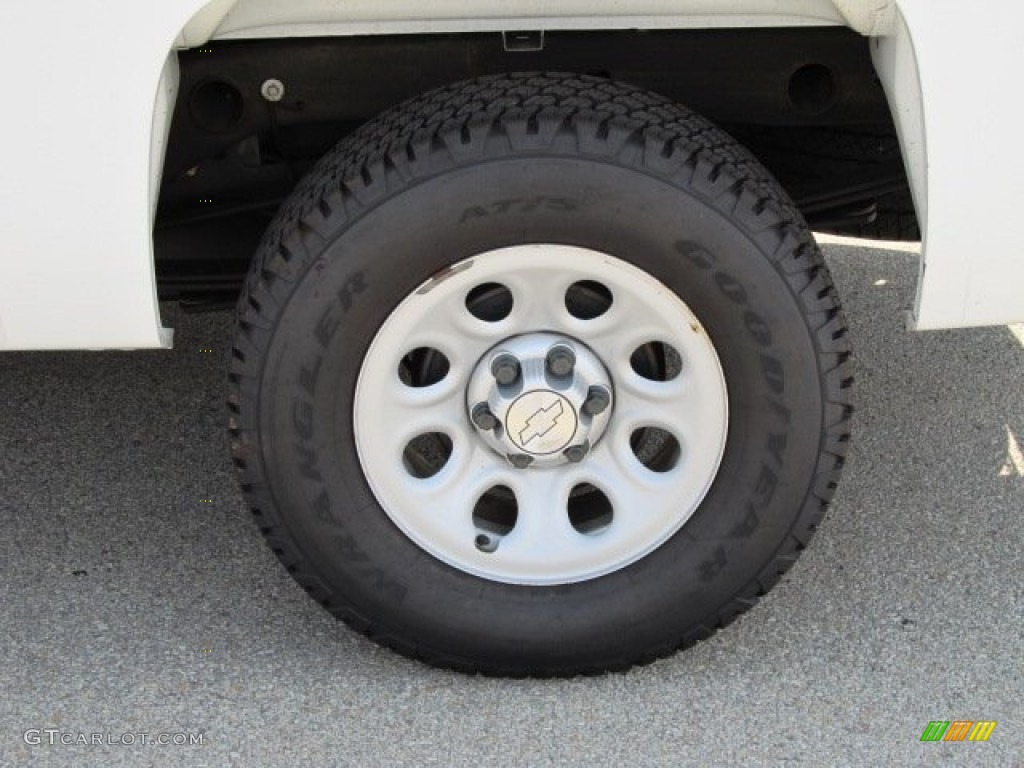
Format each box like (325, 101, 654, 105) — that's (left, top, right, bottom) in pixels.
(1, 240, 1021, 767)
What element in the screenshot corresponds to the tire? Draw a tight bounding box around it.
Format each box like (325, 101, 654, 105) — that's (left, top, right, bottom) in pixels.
(228, 73, 852, 676)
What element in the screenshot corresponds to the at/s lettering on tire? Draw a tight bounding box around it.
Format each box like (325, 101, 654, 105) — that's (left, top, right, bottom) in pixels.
(227, 73, 852, 675)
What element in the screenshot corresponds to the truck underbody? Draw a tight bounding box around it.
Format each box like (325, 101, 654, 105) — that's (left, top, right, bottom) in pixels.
(154, 26, 916, 308)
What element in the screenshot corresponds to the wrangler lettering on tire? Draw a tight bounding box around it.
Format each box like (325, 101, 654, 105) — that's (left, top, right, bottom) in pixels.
(228, 73, 852, 675)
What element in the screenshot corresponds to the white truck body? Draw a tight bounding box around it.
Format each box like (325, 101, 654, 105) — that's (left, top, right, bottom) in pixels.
(0, 0, 1021, 350)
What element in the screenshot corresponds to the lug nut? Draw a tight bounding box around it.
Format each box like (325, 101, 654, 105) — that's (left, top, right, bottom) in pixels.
(582, 385, 611, 416)
(508, 454, 534, 469)
(491, 353, 521, 386)
(563, 441, 589, 463)
(471, 403, 498, 431)
(546, 344, 576, 377)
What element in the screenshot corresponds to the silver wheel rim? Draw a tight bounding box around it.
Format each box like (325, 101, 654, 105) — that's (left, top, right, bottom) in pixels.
(354, 245, 729, 585)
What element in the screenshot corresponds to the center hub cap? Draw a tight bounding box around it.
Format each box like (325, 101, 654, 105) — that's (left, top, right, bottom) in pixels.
(507, 391, 577, 455)
(466, 333, 613, 467)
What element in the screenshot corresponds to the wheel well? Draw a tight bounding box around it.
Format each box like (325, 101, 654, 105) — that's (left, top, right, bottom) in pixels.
(155, 27, 913, 306)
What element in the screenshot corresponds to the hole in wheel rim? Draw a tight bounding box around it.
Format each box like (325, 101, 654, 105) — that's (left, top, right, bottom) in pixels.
(630, 427, 681, 473)
(629, 341, 681, 381)
(402, 432, 453, 478)
(565, 280, 613, 320)
(472, 485, 518, 546)
(398, 347, 450, 387)
(466, 282, 514, 322)
(568, 484, 613, 534)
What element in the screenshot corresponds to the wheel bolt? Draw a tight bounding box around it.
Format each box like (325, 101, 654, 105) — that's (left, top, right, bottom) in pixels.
(508, 454, 534, 469)
(546, 344, 576, 377)
(471, 403, 498, 431)
(582, 385, 611, 416)
(563, 441, 589, 463)
(491, 353, 521, 386)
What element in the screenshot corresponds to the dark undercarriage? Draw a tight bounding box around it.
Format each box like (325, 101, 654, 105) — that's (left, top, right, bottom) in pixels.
(155, 26, 916, 309)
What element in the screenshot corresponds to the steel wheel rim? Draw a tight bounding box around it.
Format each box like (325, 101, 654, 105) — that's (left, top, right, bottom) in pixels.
(354, 244, 729, 585)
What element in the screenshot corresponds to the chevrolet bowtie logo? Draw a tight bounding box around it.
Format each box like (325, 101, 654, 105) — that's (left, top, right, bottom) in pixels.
(519, 399, 565, 446)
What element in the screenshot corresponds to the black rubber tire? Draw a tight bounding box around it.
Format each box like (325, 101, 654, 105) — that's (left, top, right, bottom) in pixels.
(228, 73, 852, 676)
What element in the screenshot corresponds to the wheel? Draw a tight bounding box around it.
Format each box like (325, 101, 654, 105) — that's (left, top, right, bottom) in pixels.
(228, 73, 852, 675)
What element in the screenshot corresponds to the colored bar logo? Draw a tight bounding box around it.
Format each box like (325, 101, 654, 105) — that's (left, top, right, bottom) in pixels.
(920, 721, 997, 742)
